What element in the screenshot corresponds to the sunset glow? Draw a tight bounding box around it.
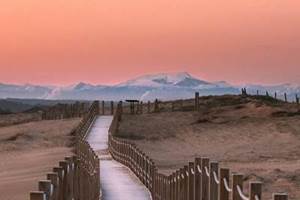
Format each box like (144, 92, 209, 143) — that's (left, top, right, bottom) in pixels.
(0, 0, 300, 85)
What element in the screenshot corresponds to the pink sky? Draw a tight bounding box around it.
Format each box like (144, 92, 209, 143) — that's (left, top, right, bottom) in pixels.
(0, 0, 300, 85)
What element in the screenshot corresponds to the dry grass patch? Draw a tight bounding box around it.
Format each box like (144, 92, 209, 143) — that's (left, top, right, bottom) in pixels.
(0, 113, 41, 127)
(0, 118, 81, 199)
(118, 95, 300, 199)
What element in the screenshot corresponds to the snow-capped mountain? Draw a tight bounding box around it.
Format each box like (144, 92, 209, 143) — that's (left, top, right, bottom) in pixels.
(0, 83, 52, 99)
(117, 72, 210, 88)
(0, 72, 299, 101)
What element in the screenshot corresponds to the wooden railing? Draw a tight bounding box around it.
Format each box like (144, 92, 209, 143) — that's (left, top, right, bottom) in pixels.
(108, 102, 156, 193)
(30, 101, 100, 200)
(108, 101, 289, 200)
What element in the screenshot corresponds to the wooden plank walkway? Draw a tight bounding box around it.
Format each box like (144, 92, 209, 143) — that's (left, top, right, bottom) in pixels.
(86, 116, 152, 200)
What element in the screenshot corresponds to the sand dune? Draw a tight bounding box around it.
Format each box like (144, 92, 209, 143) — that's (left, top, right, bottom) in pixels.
(0, 118, 80, 200)
(118, 96, 300, 200)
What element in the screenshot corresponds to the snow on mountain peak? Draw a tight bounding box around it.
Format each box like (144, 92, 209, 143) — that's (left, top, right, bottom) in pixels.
(64, 82, 95, 91)
(117, 72, 205, 87)
(74, 82, 94, 90)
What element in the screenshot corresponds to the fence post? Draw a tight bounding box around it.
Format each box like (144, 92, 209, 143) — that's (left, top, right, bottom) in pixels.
(167, 176, 170, 200)
(151, 164, 156, 198)
(47, 173, 59, 200)
(202, 158, 210, 200)
(168, 174, 174, 200)
(142, 153, 146, 185)
(135, 102, 139, 114)
(154, 99, 159, 112)
(180, 99, 184, 111)
(180, 168, 185, 200)
(30, 192, 46, 200)
(155, 173, 158, 200)
(147, 101, 151, 113)
(273, 193, 288, 200)
(136, 102, 140, 114)
(164, 176, 167, 200)
(129, 102, 134, 114)
(95, 100, 100, 114)
(65, 156, 74, 199)
(176, 170, 180, 200)
(189, 162, 195, 200)
(184, 165, 189, 200)
(158, 172, 161, 200)
(111, 101, 114, 115)
(162, 175, 165, 200)
(140, 101, 143, 114)
(102, 101, 105, 115)
(195, 92, 200, 111)
(53, 167, 64, 200)
(161, 175, 165, 200)
(210, 162, 219, 200)
(194, 157, 202, 200)
(169, 175, 172, 200)
(249, 182, 262, 200)
(59, 161, 69, 200)
(146, 157, 150, 189)
(119, 101, 123, 116)
(266, 91, 269, 97)
(232, 174, 243, 200)
(284, 93, 287, 102)
(220, 168, 230, 200)
(38, 180, 52, 200)
(171, 172, 176, 200)
(159, 174, 162, 200)
(152, 168, 157, 200)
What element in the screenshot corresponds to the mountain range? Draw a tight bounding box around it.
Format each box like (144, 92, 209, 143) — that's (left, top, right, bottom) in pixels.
(0, 72, 299, 101)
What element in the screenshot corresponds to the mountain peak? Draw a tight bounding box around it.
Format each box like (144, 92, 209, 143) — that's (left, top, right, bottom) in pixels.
(0, 72, 298, 101)
(117, 72, 201, 87)
(176, 71, 191, 76)
(73, 82, 95, 90)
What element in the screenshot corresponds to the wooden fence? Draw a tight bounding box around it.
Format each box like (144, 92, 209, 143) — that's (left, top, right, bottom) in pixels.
(42, 102, 89, 120)
(108, 101, 289, 200)
(118, 90, 300, 115)
(242, 88, 299, 104)
(30, 101, 100, 200)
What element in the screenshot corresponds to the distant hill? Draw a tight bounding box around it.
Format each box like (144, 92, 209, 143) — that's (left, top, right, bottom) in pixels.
(22, 105, 48, 113)
(0, 100, 33, 113)
(6, 98, 90, 106)
(0, 83, 51, 99)
(0, 107, 11, 114)
(0, 98, 91, 114)
(0, 72, 299, 101)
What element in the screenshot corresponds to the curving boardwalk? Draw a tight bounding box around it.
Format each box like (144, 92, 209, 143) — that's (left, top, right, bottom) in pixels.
(86, 116, 152, 200)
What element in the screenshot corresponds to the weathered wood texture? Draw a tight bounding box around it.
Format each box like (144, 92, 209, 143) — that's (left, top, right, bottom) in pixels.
(30, 101, 100, 200)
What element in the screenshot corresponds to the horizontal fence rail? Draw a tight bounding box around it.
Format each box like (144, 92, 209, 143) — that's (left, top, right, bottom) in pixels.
(30, 101, 100, 200)
(108, 99, 290, 200)
(42, 102, 90, 120)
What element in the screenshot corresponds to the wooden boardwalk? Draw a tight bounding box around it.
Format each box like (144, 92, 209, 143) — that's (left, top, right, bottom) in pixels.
(86, 116, 152, 200)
